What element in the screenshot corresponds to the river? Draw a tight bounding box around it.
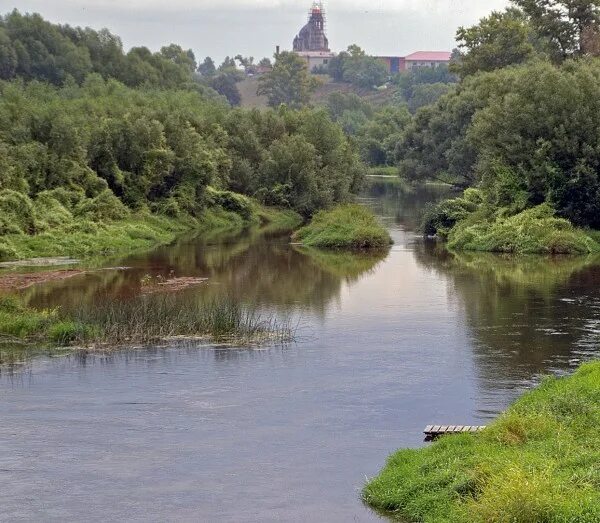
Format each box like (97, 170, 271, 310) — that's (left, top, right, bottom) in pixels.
(1, 179, 599, 522)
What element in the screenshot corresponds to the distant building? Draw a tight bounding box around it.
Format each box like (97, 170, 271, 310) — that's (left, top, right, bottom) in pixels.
(377, 51, 452, 74)
(293, 2, 336, 72)
(405, 51, 452, 69)
(377, 56, 406, 74)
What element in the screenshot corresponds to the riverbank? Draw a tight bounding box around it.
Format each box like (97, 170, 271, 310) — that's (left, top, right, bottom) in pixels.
(292, 204, 392, 250)
(0, 193, 301, 263)
(363, 362, 600, 522)
(424, 191, 600, 255)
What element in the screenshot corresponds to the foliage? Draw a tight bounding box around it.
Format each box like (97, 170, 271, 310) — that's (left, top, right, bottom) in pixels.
(292, 204, 392, 250)
(327, 44, 388, 89)
(407, 82, 454, 113)
(325, 93, 410, 166)
(422, 189, 482, 238)
(363, 361, 600, 522)
(453, 8, 540, 77)
(513, 0, 600, 59)
(394, 63, 458, 99)
(198, 56, 216, 77)
(0, 10, 206, 91)
(257, 51, 319, 108)
(209, 71, 242, 106)
(448, 204, 600, 254)
(398, 59, 600, 226)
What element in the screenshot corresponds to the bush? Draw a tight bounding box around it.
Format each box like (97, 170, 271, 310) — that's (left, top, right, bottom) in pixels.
(292, 204, 392, 250)
(74, 190, 129, 221)
(449, 204, 600, 254)
(34, 192, 74, 231)
(205, 188, 255, 221)
(422, 189, 482, 237)
(0, 190, 35, 234)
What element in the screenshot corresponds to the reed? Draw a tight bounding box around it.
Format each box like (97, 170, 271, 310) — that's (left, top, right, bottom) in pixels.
(68, 295, 294, 347)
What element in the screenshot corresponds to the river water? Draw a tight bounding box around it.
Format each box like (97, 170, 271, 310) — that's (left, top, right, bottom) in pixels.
(2, 179, 600, 522)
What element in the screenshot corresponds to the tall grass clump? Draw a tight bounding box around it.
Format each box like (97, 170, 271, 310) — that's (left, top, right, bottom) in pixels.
(69, 295, 293, 346)
(292, 204, 392, 250)
(363, 361, 600, 522)
(0, 295, 57, 339)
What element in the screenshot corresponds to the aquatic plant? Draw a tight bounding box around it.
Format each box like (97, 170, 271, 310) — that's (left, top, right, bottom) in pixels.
(363, 361, 600, 522)
(0, 294, 292, 353)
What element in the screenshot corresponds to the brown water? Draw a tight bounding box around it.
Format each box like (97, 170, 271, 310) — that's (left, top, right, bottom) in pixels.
(1, 180, 600, 522)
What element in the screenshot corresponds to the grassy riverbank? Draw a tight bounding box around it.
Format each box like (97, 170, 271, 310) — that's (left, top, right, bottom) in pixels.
(0, 294, 292, 358)
(292, 204, 392, 250)
(363, 362, 600, 522)
(424, 191, 600, 255)
(0, 191, 301, 262)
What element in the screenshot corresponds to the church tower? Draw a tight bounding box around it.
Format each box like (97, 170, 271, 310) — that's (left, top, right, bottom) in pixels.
(293, 2, 330, 53)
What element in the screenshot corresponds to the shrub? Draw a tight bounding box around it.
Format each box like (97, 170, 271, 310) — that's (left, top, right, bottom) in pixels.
(34, 192, 74, 231)
(205, 188, 255, 221)
(0, 189, 35, 234)
(449, 204, 600, 254)
(74, 190, 129, 221)
(292, 204, 392, 250)
(422, 190, 481, 237)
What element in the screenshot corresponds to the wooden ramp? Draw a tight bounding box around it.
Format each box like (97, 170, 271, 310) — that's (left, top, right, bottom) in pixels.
(424, 425, 486, 440)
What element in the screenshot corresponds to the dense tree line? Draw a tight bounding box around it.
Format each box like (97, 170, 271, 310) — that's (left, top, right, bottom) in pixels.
(0, 10, 204, 90)
(0, 75, 363, 239)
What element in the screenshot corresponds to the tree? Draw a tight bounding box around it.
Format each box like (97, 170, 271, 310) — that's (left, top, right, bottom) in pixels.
(257, 51, 319, 108)
(408, 83, 454, 113)
(235, 54, 255, 73)
(327, 45, 388, 88)
(160, 44, 196, 73)
(327, 51, 349, 81)
(453, 9, 538, 77)
(258, 57, 272, 68)
(210, 73, 242, 106)
(512, 0, 600, 59)
(198, 56, 216, 77)
(219, 56, 237, 71)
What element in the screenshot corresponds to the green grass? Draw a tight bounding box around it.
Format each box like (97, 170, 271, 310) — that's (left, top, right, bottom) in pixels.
(0, 197, 299, 262)
(367, 166, 401, 177)
(292, 204, 392, 250)
(363, 362, 600, 522)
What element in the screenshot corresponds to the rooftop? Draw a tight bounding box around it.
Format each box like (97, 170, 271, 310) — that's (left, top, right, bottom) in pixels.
(405, 51, 452, 62)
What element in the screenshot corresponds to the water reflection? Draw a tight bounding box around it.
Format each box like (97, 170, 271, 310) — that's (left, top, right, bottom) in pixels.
(413, 241, 600, 402)
(22, 236, 388, 317)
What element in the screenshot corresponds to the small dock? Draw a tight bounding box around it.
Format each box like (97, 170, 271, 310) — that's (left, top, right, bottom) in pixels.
(424, 425, 486, 440)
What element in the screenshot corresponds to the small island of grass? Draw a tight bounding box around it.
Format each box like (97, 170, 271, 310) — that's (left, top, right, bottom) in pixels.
(292, 204, 392, 250)
(363, 362, 600, 522)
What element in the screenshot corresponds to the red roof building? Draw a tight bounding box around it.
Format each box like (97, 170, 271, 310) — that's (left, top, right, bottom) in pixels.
(404, 51, 452, 69)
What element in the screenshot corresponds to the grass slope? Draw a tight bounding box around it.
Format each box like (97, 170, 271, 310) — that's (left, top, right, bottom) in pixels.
(292, 204, 392, 250)
(363, 362, 600, 522)
(238, 76, 399, 109)
(0, 199, 300, 262)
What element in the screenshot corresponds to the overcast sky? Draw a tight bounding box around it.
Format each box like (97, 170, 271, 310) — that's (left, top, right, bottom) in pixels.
(9, 0, 509, 62)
